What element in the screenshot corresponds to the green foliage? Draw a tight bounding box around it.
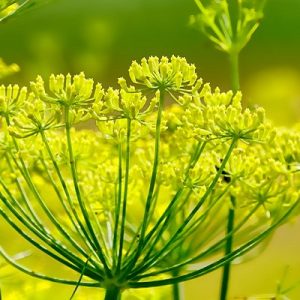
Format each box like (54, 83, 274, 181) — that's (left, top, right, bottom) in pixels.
(0, 0, 44, 22)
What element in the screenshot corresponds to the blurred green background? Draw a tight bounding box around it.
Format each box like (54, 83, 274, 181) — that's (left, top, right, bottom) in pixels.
(1, 0, 300, 299)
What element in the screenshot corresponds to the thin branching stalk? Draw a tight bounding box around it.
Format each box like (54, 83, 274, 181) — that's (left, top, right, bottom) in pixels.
(121, 90, 165, 276)
(112, 142, 123, 269)
(65, 106, 111, 276)
(127, 198, 300, 288)
(128, 137, 238, 279)
(117, 118, 132, 272)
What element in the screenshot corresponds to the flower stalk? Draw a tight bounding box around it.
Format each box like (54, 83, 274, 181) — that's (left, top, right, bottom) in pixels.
(229, 50, 240, 94)
(104, 285, 121, 300)
(117, 118, 132, 272)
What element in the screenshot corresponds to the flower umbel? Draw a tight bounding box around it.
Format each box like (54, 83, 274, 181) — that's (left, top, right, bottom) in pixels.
(190, 0, 266, 54)
(0, 57, 298, 300)
(119, 56, 203, 105)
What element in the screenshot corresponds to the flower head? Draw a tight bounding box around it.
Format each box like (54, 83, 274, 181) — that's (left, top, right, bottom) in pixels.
(191, 0, 265, 53)
(0, 84, 28, 119)
(30, 73, 100, 109)
(119, 56, 203, 104)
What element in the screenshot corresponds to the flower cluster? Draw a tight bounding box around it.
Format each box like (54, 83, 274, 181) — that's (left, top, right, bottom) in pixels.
(0, 57, 298, 298)
(119, 56, 203, 104)
(190, 0, 266, 53)
(30, 72, 99, 108)
(0, 84, 28, 119)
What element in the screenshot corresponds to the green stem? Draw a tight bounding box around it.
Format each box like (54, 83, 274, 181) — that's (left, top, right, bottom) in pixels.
(218, 44, 240, 300)
(131, 201, 260, 280)
(172, 282, 184, 300)
(0, 245, 99, 286)
(229, 51, 240, 94)
(112, 143, 123, 269)
(219, 196, 235, 300)
(0, 202, 101, 280)
(127, 198, 299, 288)
(140, 91, 165, 239)
(124, 141, 206, 275)
(122, 90, 165, 275)
(128, 138, 237, 279)
(117, 118, 131, 271)
(104, 285, 121, 300)
(64, 107, 111, 276)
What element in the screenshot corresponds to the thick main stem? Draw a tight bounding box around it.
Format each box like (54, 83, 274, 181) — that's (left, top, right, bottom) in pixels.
(219, 197, 236, 300)
(104, 285, 121, 300)
(172, 282, 180, 300)
(172, 281, 184, 300)
(229, 51, 240, 94)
